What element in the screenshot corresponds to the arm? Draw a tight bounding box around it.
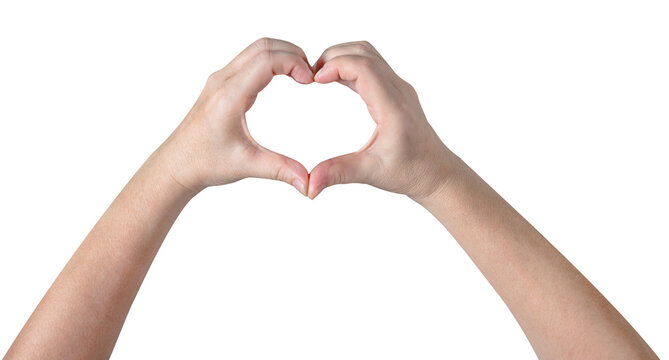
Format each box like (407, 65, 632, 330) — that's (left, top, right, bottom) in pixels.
(5, 38, 313, 359)
(307, 41, 658, 359)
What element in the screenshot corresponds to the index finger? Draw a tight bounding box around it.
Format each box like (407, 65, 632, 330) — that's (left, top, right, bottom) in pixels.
(312, 41, 383, 73)
(313, 54, 396, 119)
(226, 49, 314, 108)
(226, 38, 310, 74)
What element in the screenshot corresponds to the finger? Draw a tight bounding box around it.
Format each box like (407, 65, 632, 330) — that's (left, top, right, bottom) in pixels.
(313, 54, 394, 120)
(246, 146, 310, 196)
(227, 38, 310, 74)
(312, 41, 382, 73)
(307, 152, 378, 199)
(232, 49, 314, 97)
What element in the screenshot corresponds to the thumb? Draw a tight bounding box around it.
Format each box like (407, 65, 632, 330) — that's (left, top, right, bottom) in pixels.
(308, 152, 376, 199)
(247, 146, 309, 196)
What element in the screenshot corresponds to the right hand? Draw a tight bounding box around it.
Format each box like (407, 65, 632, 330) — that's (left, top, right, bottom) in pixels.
(307, 41, 457, 201)
(155, 38, 313, 195)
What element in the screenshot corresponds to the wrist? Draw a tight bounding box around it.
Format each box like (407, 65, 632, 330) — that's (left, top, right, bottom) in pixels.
(141, 146, 203, 200)
(409, 148, 465, 207)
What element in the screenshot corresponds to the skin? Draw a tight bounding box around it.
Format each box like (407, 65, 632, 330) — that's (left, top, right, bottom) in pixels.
(308, 41, 659, 359)
(4, 39, 658, 359)
(4, 38, 313, 359)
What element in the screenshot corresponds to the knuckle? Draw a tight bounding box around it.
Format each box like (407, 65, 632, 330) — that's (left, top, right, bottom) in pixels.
(359, 40, 373, 49)
(359, 41, 380, 55)
(272, 165, 285, 181)
(323, 44, 339, 55)
(402, 80, 418, 97)
(204, 83, 235, 111)
(206, 74, 229, 94)
(206, 70, 232, 92)
(254, 48, 273, 64)
(352, 43, 370, 54)
(254, 37, 273, 50)
(206, 71, 220, 85)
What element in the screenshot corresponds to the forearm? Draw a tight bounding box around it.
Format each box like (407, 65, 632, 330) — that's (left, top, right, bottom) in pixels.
(416, 153, 657, 359)
(5, 38, 313, 360)
(5, 148, 196, 359)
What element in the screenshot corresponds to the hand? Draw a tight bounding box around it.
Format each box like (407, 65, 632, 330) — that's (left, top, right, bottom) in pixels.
(156, 38, 314, 194)
(307, 41, 456, 200)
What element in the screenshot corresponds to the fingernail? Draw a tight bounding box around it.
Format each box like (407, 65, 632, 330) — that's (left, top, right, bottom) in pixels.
(292, 179, 306, 196)
(314, 68, 323, 80)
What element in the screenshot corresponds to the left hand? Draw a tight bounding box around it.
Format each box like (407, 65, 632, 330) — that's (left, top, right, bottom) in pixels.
(307, 41, 455, 201)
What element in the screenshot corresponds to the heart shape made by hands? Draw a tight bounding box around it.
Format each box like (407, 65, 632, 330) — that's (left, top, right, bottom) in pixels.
(246, 76, 375, 173)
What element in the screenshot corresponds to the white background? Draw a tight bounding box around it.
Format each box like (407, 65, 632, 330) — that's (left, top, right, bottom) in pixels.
(1, 1, 667, 358)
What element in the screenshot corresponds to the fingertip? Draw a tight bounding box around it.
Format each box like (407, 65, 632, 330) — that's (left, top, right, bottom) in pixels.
(292, 62, 315, 84)
(307, 165, 328, 199)
(307, 182, 321, 199)
(286, 159, 310, 196)
(313, 68, 324, 82)
(313, 66, 330, 83)
(314, 63, 344, 84)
